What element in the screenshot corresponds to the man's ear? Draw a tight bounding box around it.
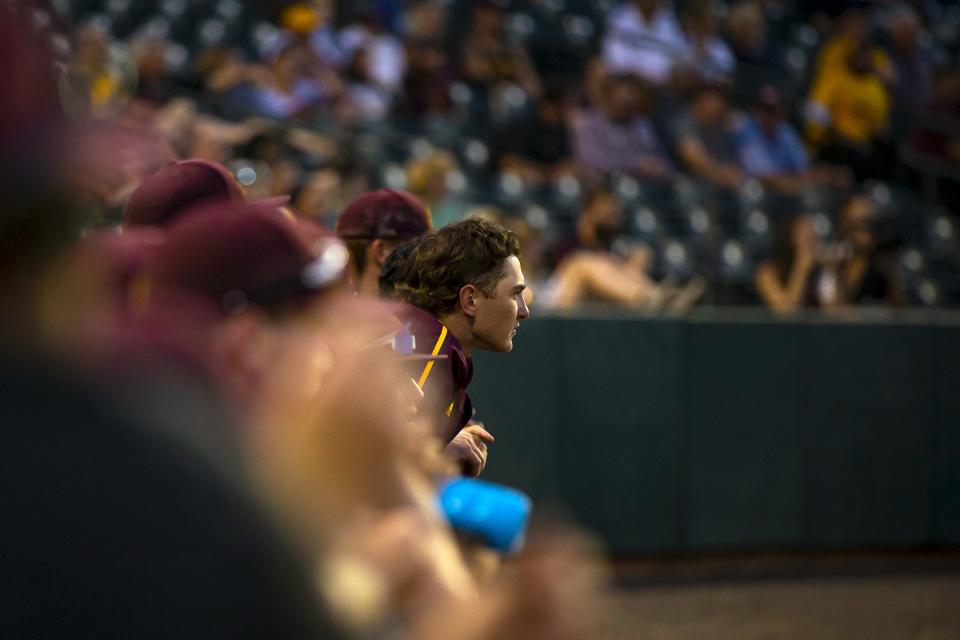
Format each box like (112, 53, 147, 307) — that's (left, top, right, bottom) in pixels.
(369, 239, 393, 268)
(459, 283, 479, 318)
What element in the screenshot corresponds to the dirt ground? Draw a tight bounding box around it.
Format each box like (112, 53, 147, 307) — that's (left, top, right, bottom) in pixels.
(598, 555, 960, 639)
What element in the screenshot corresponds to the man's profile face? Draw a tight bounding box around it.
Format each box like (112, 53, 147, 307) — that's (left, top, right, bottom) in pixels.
(472, 256, 529, 353)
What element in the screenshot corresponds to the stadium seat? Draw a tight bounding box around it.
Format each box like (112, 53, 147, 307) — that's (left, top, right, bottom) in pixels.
(613, 174, 644, 207)
(548, 174, 584, 217)
(659, 238, 696, 280)
(496, 171, 528, 208)
(927, 213, 957, 258)
(685, 205, 713, 246)
(630, 206, 661, 243)
(719, 238, 753, 280)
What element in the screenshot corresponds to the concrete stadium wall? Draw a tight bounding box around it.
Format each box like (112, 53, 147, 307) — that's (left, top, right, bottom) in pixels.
(470, 309, 960, 554)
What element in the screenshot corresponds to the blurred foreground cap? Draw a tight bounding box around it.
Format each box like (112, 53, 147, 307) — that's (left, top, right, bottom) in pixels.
(336, 189, 432, 240)
(142, 203, 347, 315)
(123, 158, 289, 229)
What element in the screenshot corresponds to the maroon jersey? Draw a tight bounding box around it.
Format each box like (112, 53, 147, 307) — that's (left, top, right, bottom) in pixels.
(394, 304, 474, 443)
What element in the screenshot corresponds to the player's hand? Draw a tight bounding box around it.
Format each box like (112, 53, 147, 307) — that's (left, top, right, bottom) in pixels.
(443, 425, 494, 477)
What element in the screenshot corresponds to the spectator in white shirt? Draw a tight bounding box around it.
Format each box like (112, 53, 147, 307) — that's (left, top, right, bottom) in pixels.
(339, 8, 406, 94)
(676, 0, 734, 82)
(571, 74, 673, 180)
(602, 0, 688, 85)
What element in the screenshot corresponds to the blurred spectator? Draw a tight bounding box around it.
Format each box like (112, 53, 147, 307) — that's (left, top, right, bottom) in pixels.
(405, 0, 448, 43)
(834, 193, 904, 306)
(249, 44, 337, 119)
(737, 85, 843, 194)
(674, 82, 743, 190)
(304, 0, 349, 68)
(812, 3, 894, 87)
(551, 244, 664, 309)
(675, 0, 735, 85)
(881, 4, 934, 123)
(130, 36, 178, 105)
(197, 47, 248, 94)
(602, 0, 688, 85)
(292, 168, 348, 225)
(755, 214, 834, 311)
(407, 150, 464, 227)
(62, 22, 135, 118)
(548, 186, 690, 309)
(910, 65, 960, 167)
(576, 56, 610, 110)
(396, 1, 454, 117)
(550, 186, 626, 270)
(459, 1, 542, 99)
(725, 0, 791, 106)
(494, 86, 575, 184)
(232, 132, 308, 202)
(397, 39, 456, 117)
(344, 47, 393, 121)
(280, 3, 323, 39)
(339, 5, 407, 94)
(807, 41, 893, 182)
(571, 74, 672, 180)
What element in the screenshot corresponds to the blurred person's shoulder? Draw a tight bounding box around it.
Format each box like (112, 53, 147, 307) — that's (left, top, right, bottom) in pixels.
(395, 302, 446, 342)
(393, 302, 469, 370)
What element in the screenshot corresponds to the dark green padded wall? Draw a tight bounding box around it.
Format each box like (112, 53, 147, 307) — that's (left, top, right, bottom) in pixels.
(471, 313, 960, 554)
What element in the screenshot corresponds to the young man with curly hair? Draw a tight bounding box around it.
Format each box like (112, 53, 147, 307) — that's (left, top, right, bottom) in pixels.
(394, 217, 530, 477)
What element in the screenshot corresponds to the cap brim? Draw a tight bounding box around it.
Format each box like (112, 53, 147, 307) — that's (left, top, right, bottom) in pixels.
(243, 196, 296, 223)
(252, 195, 292, 209)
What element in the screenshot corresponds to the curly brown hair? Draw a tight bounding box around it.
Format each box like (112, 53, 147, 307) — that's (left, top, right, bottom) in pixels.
(395, 217, 521, 317)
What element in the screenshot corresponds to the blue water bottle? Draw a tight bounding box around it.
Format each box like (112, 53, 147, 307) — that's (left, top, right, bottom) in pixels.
(438, 478, 532, 555)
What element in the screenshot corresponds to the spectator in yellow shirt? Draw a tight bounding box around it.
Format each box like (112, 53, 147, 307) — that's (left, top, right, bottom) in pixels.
(812, 4, 895, 87)
(806, 42, 892, 182)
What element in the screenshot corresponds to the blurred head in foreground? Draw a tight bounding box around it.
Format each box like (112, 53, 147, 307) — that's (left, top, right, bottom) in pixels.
(131, 203, 347, 400)
(133, 203, 431, 540)
(123, 158, 290, 229)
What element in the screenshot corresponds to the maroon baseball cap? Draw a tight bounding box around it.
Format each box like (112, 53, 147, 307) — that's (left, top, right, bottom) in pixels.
(123, 158, 290, 229)
(336, 189, 432, 240)
(141, 202, 348, 316)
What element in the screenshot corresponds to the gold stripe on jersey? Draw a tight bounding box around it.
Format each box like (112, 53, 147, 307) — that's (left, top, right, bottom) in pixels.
(416, 325, 448, 389)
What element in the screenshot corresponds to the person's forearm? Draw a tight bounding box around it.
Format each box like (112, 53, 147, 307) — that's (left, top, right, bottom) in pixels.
(785, 261, 813, 308)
